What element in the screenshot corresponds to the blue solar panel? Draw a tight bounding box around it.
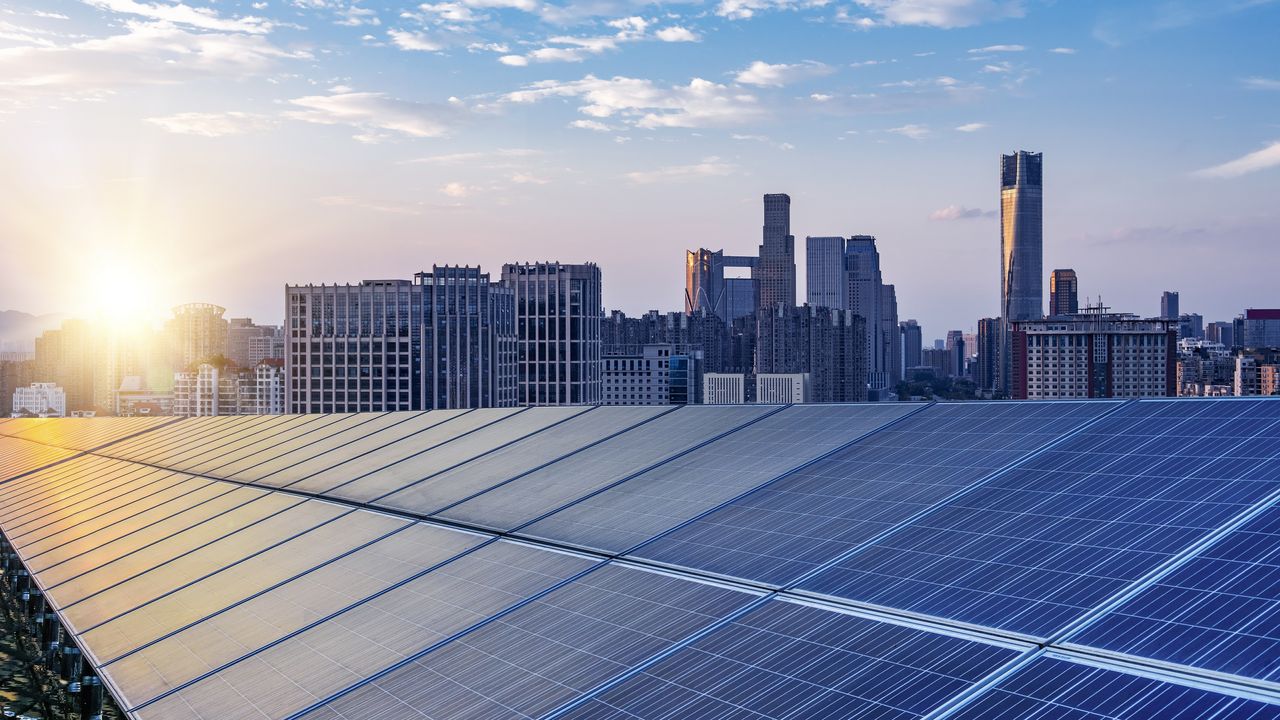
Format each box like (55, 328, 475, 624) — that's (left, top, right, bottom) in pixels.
(551, 599, 1022, 720)
(946, 656, 1280, 719)
(298, 563, 757, 720)
(1068, 502, 1280, 683)
(797, 399, 1280, 638)
(632, 402, 1120, 587)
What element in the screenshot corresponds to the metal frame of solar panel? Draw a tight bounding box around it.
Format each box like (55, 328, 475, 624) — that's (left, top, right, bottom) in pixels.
(0, 398, 1278, 720)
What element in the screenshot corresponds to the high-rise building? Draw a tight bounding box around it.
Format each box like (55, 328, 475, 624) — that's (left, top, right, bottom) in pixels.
(10, 382, 66, 417)
(844, 236, 888, 393)
(417, 266, 517, 409)
(976, 317, 1000, 392)
(0, 356, 35, 418)
(1010, 310, 1176, 399)
(685, 249, 757, 323)
(228, 318, 282, 369)
(1240, 309, 1280, 348)
(900, 319, 922, 374)
(805, 236, 846, 310)
(34, 319, 95, 412)
(1161, 291, 1180, 320)
(881, 284, 902, 389)
(1000, 151, 1044, 395)
(1206, 321, 1236, 349)
(173, 361, 286, 416)
(1049, 269, 1078, 316)
(1178, 313, 1204, 341)
(287, 279, 419, 413)
(167, 303, 229, 369)
(756, 304, 866, 403)
(946, 330, 966, 378)
(502, 261, 603, 405)
(758, 194, 796, 309)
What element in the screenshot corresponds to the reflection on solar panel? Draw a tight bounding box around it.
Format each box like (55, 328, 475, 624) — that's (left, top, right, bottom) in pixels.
(0, 399, 1278, 720)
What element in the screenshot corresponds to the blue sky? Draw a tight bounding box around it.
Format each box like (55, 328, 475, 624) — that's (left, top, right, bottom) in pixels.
(0, 0, 1277, 338)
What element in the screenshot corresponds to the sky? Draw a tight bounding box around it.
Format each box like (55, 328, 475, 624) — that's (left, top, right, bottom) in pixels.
(1, 0, 1278, 338)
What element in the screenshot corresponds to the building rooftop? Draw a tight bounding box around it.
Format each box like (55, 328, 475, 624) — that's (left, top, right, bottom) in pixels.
(1, 399, 1280, 719)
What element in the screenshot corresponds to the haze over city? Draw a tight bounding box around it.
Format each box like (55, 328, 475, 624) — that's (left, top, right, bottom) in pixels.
(2, 0, 1278, 333)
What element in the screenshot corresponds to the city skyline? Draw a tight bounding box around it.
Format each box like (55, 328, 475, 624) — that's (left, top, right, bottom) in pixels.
(1, 1, 1278, 335)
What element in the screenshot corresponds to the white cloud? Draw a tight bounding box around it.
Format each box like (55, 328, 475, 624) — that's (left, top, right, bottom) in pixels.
(83, 0, 272, 33)
(463, 0, 536, 10)
(32, 10, 71, 19)
(504, 75, 764, 129)
(404, 147, 540, 164)
(930, 204, 994, 220)
(418, 2, 483, 22)
(886, 123, 930, 139)
(968, 43, 1024, 53)
(287, 90, 464, 140)
(655, 25, 699, 42)
(146, 111, 275, 136)
(734, 60, 833, 87)
(1049, 46, 1076, 54)
(955, 121, 987, 132)
(717, 0, 828, 20)
(854, 0, 1024, 28)
(1195, 141, 1280, 179)
(509, 172, 549, 184)
(626, 157, 736, 183)
(1241, 76, 1280, 90)
(498, 54, 529, 65)
(810, 92, 833, 101)
(850, 58, 893, 67)
(569, 118, 612, 131)
(336, 4, 380, 26)
(389, 29, 442, 51)
(981, 61, 1013, 73)
(440, 181, 473, 197)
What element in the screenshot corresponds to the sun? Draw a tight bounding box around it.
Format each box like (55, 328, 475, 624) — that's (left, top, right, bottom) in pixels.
(71, 252, 170, 332)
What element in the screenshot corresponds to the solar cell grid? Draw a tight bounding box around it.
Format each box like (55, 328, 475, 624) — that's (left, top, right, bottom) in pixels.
(797, 398, 1280, 639)
(99, 416, 226, 461)
(1068, 501, 1280, 684)
(3, 462, 181, 538)
(168, 413, 345, 473)
(130, 541, 597, 720)
(374, 405, 674, 517)
(629, 401, 1123, 586)
(0, 437, 78, 482)
(552, 598, 1023, 720)
(126, 415, 282, 466)
(196, 412, 415, 479)
(153, 414, 313, 469)
(297, 563, 757, 720)
(437, 404, 778, 532)
(0, 454, 131, 519)
(520, 403, 924, 554)
(944, 655, 1280, 720)
(299, 406, 589, 501)
(98, 523, 488, 709)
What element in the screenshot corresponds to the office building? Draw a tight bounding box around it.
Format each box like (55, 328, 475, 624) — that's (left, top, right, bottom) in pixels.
(228, 318, 283, 369)
(1000, 151, 1044, 394)
(1178, 313, 1204, 341)
(881, 284, 902, 390)
(1161, 291, 1180, 320)
(10, 382, 66, 417)
(900, 320, 923, 375)
(1240, 309, 1280, 348)
(946, 330, 966, 378)
(757, 373, 809, 403)
(168, 302, 229, 369)
(502, 261, 603, 405)
(1049, 269, 1078, 316)
(1206, 321, 1236, 349)
(758, 193, 796, 309)
(1010, 310, 1176, 399)
(602, 344, 672, 406)
(684, 249, 758, 324)
(417, 266, 517, 410)
(702, 373, 745, 404)
(805, 236, 846, 309)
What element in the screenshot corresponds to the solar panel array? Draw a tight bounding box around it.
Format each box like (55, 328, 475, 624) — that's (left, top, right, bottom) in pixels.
(0, 399, 1278, 720)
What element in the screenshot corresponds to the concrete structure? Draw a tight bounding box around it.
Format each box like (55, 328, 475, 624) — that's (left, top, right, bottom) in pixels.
(602, 344, 671, 405)
(756, 304, 866, 403)
(168, 303, 229, 369)
(1049, 269, 1078, 316)
(946, 330, 966, 378)
(11, 382, 66, 417)
(228, 318, 282, 369)
(1241, 309, 1280, 348)
(1011, 310, 1177, 400)
(417, 266, 517, 410)
(758, 194, 796, 309)
(703, 373, 746, 404)
(34, 319, 95, 412)
(1000, 151, 1044, 395)
(1161, 291, 1180, 321)
(900, 320, 922, 377)
(174, 361, 285, 416)
(0, 356, 35, 418)
(756, 373, 809, 404)
(805, 236, 846, 310)
(1179, 313, 1204, 341)
(1177, 341, 1235, 397)
(502, 262, 603, 405)
(1207, 321, 1236, 349)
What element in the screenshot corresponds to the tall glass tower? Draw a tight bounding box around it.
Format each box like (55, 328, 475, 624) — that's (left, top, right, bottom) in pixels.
(758, 193, 796, 309)
(999, 150, 1043, 395)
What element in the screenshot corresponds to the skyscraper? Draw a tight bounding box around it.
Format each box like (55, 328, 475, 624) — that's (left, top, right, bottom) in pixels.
(685, 248, 757, 323)
(1049, 269, 1078, 316)
(1000, 151, 1044, 394)
(976, 317, 1000, 392)
(1161, 291, 1180, 320)
(900, 319, 922, 372)
(758, 193, 796, 309)
(502, 261, 603, 405)
(417, 265, 517, 409)
(167, 302, 229, 369)
(844, 235, 885, 392)
(805, 236, 846, 310)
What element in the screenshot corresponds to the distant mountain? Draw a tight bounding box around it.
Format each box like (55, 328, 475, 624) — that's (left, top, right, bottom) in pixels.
(0, 310, 69, 352)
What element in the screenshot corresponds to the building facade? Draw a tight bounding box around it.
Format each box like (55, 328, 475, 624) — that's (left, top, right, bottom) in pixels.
(1049, 269, 1078, 316)
(602, 344, 671, 405)
(11, 382, 66, 417)
(758, 194, 796, 309)
(1241, 309, 1280, 348)
(703, 373, 745, 404)
(1010, 312, 1176, 399)
(228, 318, 283, 369)
(417, 266, 517, 410)
(805, 236, 846, 310)
(900, 319, 922, 376)
(501, 262, 603, 405)
(1000, 151, 1044, 395)
(1161, 291, 1180, 320)
(756, 304, 867, 403)
(757, 373, 809, 403)
(168, 303, 229, 369)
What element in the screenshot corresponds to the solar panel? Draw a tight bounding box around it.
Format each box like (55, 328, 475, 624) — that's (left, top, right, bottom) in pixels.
(127, 415, 284, 466)
(297, 563, 758, 720)
(5, 415, 176, 452)
(174, 413, 355, 474)
(437, 405, 778, 532)
(98, 522, 488, 709)
(100, 416, 235, 462)
(945, 655, 1280, 719)
(3, 461, 183, 536)
(301, 406, 591, 501)
(520, 403, 924, 554)
(631, 401, 1121, 587)
(0, 436, 80, 482)
(797, 398, 1280, 638)
(1067, 502, 1280, 683)
(153, 415, 316, 469)
(552, 598, 1023, 720)
(130, 541, 597, 720)
(195, 412, 417, 479)
(374, 405, 674, 517)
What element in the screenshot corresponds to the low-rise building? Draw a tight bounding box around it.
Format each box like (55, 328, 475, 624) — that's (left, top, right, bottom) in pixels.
(703, 373, 746, 405)
(11, 382, 66, 417)
(756, 373, 809, 403)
